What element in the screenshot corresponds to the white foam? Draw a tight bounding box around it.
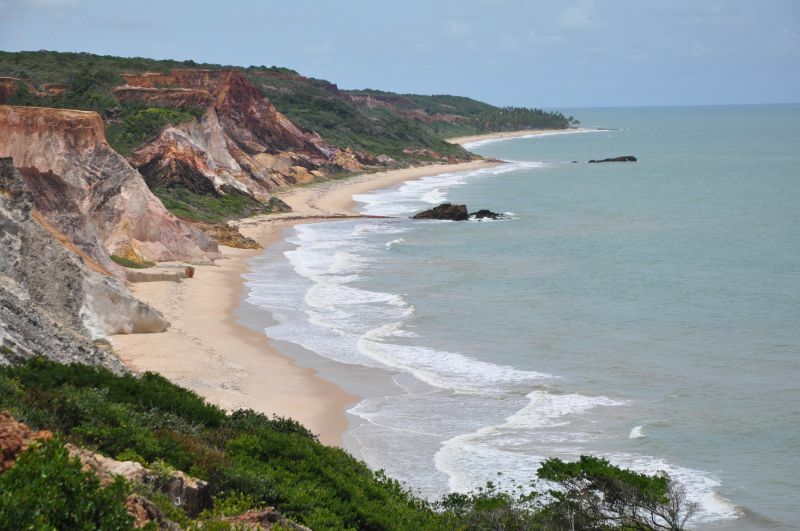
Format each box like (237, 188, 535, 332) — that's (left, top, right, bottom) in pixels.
(629, 425, 646, 439)
(385, 238, 405, 249)
(435, 390, 624, 492)
(246, 197, 740, 527)
(434, 390, 739, 524)
(461, 128, 607, 149)
(353, 161, 545, 217)
(604, 453, 742, 523)
(358, 323, 551, 394)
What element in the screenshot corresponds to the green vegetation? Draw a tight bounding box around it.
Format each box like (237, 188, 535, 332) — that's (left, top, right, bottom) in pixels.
(0, 359, 694, 530)
(0, 50, 575, 163)
(0, 438, 133, 530)
(244, 72, 470, 160)
(106, 106, 201, 156)
(109, 255, 156, 269)
(0, 359, 438, 529)
(0, 51, 208, 155)
(347, 90, 579, 138)
(153, 186, 290, 223)
(535, 455, 696, 530)
(0, 50, 579, 222)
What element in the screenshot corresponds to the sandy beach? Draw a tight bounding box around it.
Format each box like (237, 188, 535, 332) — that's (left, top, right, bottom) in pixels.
(112, 157, 499, 445)
(446, 128, 581, 145)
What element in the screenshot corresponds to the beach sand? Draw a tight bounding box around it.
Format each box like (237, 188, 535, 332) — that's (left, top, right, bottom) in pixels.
(112, 158, 499, 445)
(446, 129, 579, 145)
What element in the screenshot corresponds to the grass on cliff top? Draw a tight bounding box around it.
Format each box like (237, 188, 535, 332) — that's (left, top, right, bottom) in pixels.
(0, 358, 694, 531)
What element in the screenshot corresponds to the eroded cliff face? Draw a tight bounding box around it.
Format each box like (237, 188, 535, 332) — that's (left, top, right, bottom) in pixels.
(0, 105, 218, 264)
(119, 70, 369, 199)
(0, 158, 168, 372)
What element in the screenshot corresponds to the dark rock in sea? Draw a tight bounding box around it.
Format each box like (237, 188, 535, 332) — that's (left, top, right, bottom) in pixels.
(412, 203, 469, 221)
(470, 209, 502, 220)
(588, 155, 637, 163)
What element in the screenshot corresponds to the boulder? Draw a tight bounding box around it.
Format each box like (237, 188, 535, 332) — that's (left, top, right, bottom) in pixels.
(154, 470, 212, 518)
(66, 444, 148, 484)
(588, 155, 637, 163)
(67, 443, 212, 517)
(125, 494, 177, 530)
(412, 203, 469, 221)
(470, 209, 502, 220)
(0, 411, 52, 472)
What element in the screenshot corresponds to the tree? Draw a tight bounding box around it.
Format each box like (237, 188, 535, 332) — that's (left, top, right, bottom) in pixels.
(536, 455, 696, 530)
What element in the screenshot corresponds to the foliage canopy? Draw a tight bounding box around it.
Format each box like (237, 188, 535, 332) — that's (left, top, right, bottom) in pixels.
(0, 359, 694, 530)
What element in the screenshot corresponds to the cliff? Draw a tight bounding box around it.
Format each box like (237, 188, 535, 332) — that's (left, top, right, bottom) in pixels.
(120, 70, 369, 201)
(0, 158, 168, 371)
(0, 105, 218, 265)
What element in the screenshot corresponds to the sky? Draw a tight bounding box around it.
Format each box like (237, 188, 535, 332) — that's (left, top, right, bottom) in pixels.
(1, 0, 799, 108)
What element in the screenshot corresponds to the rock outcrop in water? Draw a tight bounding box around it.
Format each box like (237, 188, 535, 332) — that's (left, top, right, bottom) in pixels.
(588, 155, 637, 163)
(412, 203, 469, 221)
(413, 204, 508, 221)
(0, 157, 167, 371)
(470, 209, 503, 220)
(118, 70, 373, 200)
(0, 105, 218, 266)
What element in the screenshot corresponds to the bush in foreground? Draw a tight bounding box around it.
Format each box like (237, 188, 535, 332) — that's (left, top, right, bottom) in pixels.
(0, 359, 694, 530)
(0, 438, 132, 530)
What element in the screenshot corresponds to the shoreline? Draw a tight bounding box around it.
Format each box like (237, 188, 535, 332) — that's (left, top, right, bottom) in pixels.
(446, 128, 583, 145)
(112, 157, 500, 446)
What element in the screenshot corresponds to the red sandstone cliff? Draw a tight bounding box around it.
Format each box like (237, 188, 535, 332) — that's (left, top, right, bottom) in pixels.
(0, 105, 218, 266)
(117, 70, 369, 199)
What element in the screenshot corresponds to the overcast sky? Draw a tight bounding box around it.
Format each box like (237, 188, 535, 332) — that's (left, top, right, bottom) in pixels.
(1, 0, 798, 108)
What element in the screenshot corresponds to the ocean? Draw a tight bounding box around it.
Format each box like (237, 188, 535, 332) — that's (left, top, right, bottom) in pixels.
(243, 105, 800, 529)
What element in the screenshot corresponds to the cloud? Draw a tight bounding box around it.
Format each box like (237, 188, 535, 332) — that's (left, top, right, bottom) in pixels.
(444, 20, 470, 36)
(24, 0, 78, 6)
(558, 0, 597, 30)
(773, 29, 800, 57)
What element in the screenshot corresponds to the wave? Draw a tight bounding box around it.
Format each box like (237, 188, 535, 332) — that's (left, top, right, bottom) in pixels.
(604, 453, 741, 523)
(435, 390, 625, 492)
(435, 391, 738, 524)
(629, 425, 646, 439)
(461, 128, 608, 150)
(359, 322, 551, 394)
(352, 161, 545, 217)
(249, 220, 551, 394)
(244, 159, 741, 526)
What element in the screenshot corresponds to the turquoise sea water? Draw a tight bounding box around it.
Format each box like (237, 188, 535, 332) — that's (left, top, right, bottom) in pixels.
(245, 105, 800, 528)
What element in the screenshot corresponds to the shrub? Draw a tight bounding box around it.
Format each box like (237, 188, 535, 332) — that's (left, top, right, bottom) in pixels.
(0, 438, 132, 530)
(536, 455, 696, 530)
(0, 359, 693, 530)
(106, 106, 199, 155)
